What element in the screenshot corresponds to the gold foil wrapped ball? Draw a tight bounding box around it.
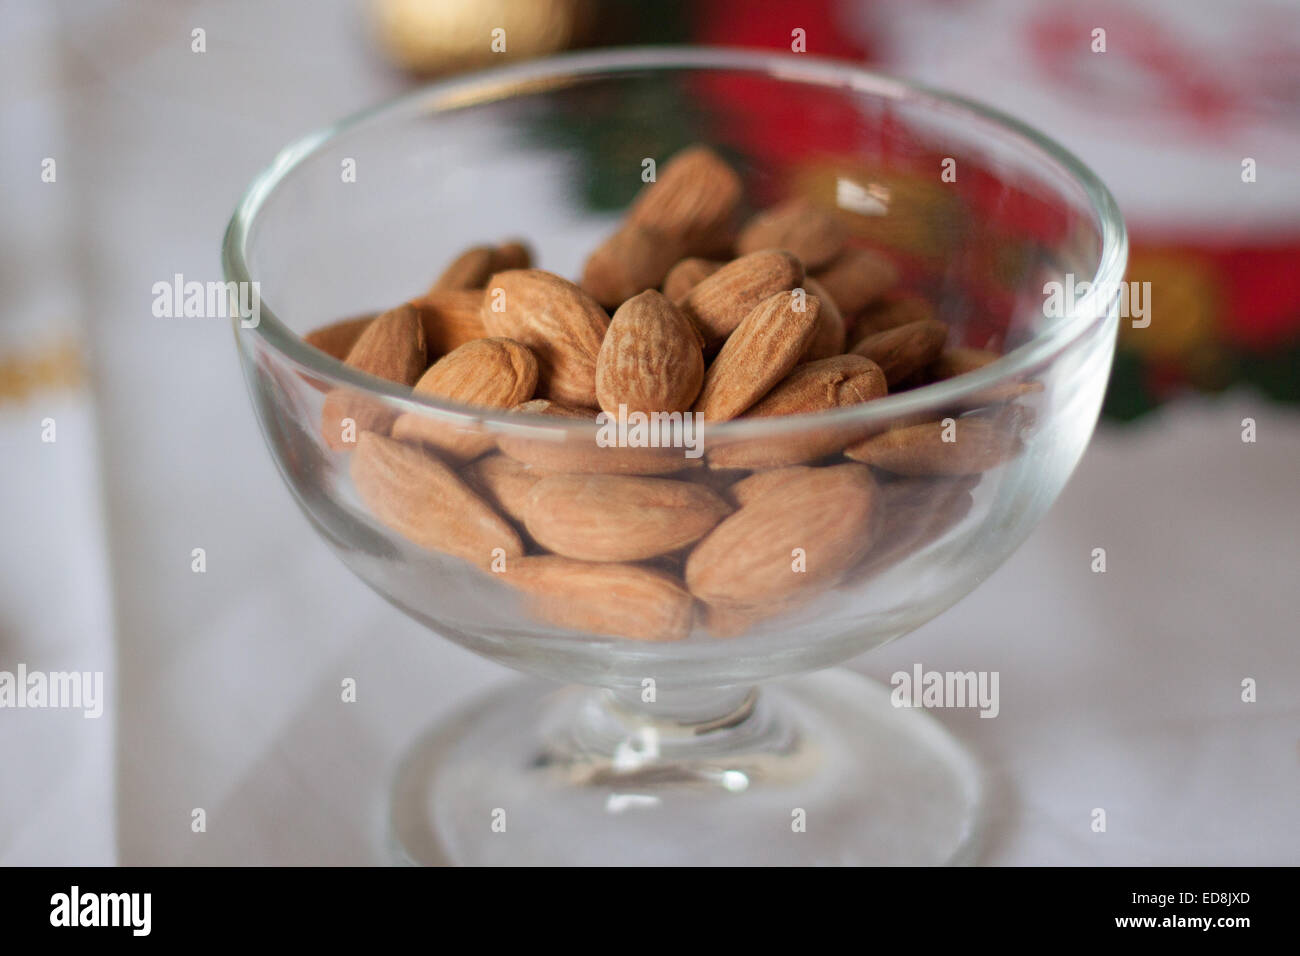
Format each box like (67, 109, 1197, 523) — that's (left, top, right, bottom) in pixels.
(371, 0, 591, 74)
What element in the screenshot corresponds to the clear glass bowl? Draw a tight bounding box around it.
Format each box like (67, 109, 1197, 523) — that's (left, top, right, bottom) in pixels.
(224, 48, 1125, 865)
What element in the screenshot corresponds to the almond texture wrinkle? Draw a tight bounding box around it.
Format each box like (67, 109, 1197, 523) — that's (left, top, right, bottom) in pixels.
(523, 474, 732, 562)
(502, 556, 694, 642)
(707, 355, 887, 468)
(662, 257, 722, 301)
(321, 304, 427, 449)
(350, 432, 523, 567)
(692, 290, 821, 420)
(481, 269, 609, 407)
(676, 250, 804, 349)
(391, 337, 538, 461)
(595, 290, 704, 414)
(736, 198, 848, 270)
(844, 418, 1021, 474)
(850, 318, 949, 386)
(685, 463, 877, 608)
(627, 145, 743, 250)
(813, 247, 900, 316)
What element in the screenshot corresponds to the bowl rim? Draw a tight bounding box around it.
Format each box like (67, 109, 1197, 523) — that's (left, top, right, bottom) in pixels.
(222, 45, 1128, 440)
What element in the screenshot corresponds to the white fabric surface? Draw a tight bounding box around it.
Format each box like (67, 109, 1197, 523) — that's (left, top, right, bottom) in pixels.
(3, 0, 1297, 864)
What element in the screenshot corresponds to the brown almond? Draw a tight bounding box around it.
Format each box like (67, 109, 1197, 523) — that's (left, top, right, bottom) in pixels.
(676, 250, 804, 349)
(706, 355, 886, 468)
(850, 318, 949, 386)
(391, 338, 538, 461)
(408, 289, 487, 359)
(852, 293, 935, 338)
(728, 465, 819, 507)
(736, 198, 848, 270)
(685, 463, 877, 608)
(662, 257, 723, 301)
(595, 290, 703, 415)
(523, 474, 731, 562)
(351, 432, 523, 567)
(303, 312, 376, 360)
(692, 290, 821, 421)
(844, 418, 1021, 475)
(928, 347, 1043, 406)
(321, 304, 427, 449)
(431, 240, 535, 291)
(813, 247, 900, 316)
(627, 145, 742, 250)
(801, 277, 846, 361)
(839, 476, 978, 586)
(497, 399, 702, 476)
(481, 269, 609, 407)
(581, 225, 686, 309)
(463, 453, 550, 524)
(502, 556, 694, 642)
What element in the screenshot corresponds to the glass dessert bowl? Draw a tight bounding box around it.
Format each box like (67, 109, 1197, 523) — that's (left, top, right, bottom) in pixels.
(223, 48, 1126, 866)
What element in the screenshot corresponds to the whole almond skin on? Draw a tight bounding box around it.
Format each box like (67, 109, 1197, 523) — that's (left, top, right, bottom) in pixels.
(464, 453, 550, 524)
(852, 293, 935, 338)
(801, 277, 846, 361)
(497, 399, 702, 476)
(596, 290, 704, 415)
(304, 312, 376, 360)
(850, 318, 949, 386)
(736, 198, 848, 270)
(627, 145, 742, 250)
(321, 304, 427, 449)
(431, 240, 535, 291)
(662, 257, 722, 301)
(839, 475, 978, 587)
(391, 337, 538, 461)
(351, 432, 523, 567)
(844, 418, 1021, 475)
(677, 250, 804, 349)
(729, 465, 818, 507)
(481, 269, 609, 407)
(813, 247, 900, 316)
(408, 289, 487, 359)
(523, 474, 731, 562)
(502, 555, 694, 642)
(692, 290, 821, 421)
(685, 463, 878, 608)
(707, 355, 887, 468)
(581, 225, 686, 310)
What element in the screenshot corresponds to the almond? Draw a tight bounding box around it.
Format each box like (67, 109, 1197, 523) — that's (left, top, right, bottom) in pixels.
(408, 289, 487, 359)
(463, 453, 550, 524)
(728, 465, 818, 506)
(801, 276, 846, 360)
(595, 290, 703, 414)
(685, 463, 877, 608)
(676, 250, 804, 349)
(692, 290, 821, 421)
(813, 247, 899, 316)
(481, 269, 609, 407)
(850, 318, 949, 386)
(391, 337, 538, 461)
(303, 312, 376, 360)
(627, 145, 742, 251)
(928, 347, 1044, 406)
(523, 474, 731, 562)
(706, 355, 886, 468)
(662, 257, 722, 301)
(502, 555, 694, 642)
(581, 224, 686, 309)
(852, 293, 935, 338)
(497, 399, 702, 476)
(736, 198, 848, 270)
(350, 432, 523, 567)
(431, 240, 535, 291)
(844, 418, 1021, 474)
(321, 304, 427, 449)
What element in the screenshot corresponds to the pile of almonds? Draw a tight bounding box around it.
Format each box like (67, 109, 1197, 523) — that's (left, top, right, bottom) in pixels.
(302, 146, 1034, 642)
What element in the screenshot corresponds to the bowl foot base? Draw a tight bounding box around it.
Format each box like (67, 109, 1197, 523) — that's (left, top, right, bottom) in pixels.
(390, 668, 984, 865)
